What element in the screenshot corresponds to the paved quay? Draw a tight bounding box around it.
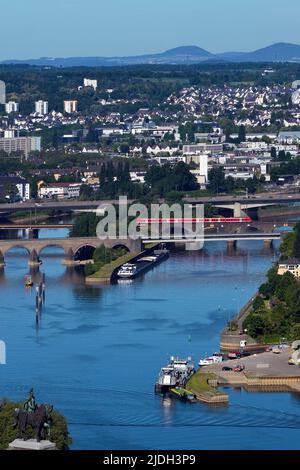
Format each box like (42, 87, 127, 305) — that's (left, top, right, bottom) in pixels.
(204, 351, 300, 392)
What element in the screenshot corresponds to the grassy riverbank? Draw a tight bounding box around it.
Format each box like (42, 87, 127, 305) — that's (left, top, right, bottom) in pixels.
(187, 371, 228, 402)
(86, 252, 138, 282)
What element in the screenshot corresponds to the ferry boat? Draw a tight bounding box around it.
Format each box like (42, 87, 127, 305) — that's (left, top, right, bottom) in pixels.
(198, 353, 223, 367)
(24, 275, 34, 288)
(155, 356, 195, 393)
(117, 263, 138, 279)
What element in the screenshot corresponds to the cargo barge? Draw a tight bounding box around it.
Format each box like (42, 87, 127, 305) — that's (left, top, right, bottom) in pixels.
(117, 249, 169, 280)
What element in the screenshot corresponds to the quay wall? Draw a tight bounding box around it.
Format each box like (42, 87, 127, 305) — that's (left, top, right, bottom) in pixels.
(220, 291, 261, 352)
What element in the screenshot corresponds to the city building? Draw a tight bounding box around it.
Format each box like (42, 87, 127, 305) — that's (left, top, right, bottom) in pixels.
(130, 171, 146, 183)
(39, 182, 82, 199)
(84, 78, 98, 90)
(64, 100, 78, 114)
(185, 154, 208, 182)
(4, 129, 18, 138)
(5, 101, 19, 114)
(183, 143, 223, 155)
(0, 176, 30, 201)
(35, 100, 48, 115)
(278, 260, 300, 278)
(0, 80, 6, 104)
(0, 136, 41, 158)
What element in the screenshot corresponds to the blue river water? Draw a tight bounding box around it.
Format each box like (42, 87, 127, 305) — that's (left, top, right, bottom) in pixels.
(1, 232, 300, 450)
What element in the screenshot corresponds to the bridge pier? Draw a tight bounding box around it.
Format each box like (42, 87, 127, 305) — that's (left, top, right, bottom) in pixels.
(0, 250, 5, 267)
(227, 240, 237, 252)
(263, 239, 273, 250)
(61, 248, 78, 266)
(233, 203, 248, 218)
(28, 249, 42, 267)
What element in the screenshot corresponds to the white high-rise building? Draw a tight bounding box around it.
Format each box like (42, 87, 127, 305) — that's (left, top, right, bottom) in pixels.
(35, 100, 48, 115)
(4, 129, 18, 138)
(5, 101, 19, 114)
(0, 80, 6, 104)
(84, 78, 98, 90)
(64, 100, 78, 114)
(185, 153, 208, 185)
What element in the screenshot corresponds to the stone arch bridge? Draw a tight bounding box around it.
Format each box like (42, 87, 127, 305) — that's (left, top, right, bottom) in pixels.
(0, 237, 141, 267)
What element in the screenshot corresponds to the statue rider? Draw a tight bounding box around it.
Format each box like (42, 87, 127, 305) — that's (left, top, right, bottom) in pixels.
(23, 388, 37, 414)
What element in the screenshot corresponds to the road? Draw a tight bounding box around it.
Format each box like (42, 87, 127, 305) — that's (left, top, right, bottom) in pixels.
(0, 191, 299, 213)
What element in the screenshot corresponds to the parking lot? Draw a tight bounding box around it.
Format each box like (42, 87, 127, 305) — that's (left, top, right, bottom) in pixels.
(207, 350, 300, 379)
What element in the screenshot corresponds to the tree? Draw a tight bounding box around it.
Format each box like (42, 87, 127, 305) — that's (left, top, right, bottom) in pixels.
(271, 147, 277, 160)
(245, 177, 257, 194)
(86, 126, 98, 143)
(238, 125, 246, 143)
(252, 296, 265, 313)
(4, 183, 18, 201)
(144, 162, 198, 197)
(280, 232, 296, 260)
(79, 184, 94, 200)
(119, 143, 130, 154)
(70, 213, 99, 237)
(243, 314, 268, 338)
(208, 167, 225, 194)
(275, 271, 297, 302)
(293, 222, 300, 258)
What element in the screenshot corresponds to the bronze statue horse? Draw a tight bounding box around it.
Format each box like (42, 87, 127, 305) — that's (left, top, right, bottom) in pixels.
(13, 404, 53, 442)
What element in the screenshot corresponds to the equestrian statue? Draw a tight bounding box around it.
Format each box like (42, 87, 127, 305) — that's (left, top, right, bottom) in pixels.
(13, 388, 53, 442)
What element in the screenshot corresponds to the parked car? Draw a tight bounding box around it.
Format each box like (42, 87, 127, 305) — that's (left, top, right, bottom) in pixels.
(228, 352, 241, 359)
(234, 365, 245, 372)
(222, 366, 233, 371)
(272, 348, 281, 354)
(288, 358, 296, 365)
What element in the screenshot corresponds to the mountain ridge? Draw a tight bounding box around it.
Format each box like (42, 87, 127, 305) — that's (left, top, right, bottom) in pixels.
(2, 43, 300, 67)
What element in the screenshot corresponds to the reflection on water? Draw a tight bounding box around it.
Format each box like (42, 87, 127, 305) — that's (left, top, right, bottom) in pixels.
(1, 240, 300, 449)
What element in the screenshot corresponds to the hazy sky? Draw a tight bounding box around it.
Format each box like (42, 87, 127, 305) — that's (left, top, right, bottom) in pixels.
(1, 0, 300, 60)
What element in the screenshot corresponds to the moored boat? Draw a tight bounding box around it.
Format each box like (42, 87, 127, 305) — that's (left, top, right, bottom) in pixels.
(155, 356, 195, 393)
(117, 263, 138, 279)
(24, 275, 34, 288)
(199, 352, 223, 367)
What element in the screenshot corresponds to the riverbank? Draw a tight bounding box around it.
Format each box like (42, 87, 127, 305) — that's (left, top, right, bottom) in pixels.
(186, 371, 229, 405)
(220, 292, 261, 352)
(8, 211, 70, 224)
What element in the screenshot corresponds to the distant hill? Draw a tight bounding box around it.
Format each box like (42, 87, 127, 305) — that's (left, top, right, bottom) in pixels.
(219, 43, 300, 62)
(0, 46, 214, 68)
(3, 43, 300, 67)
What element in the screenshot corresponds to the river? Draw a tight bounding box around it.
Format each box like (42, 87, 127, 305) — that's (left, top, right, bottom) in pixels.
(1, 230, 300, 450)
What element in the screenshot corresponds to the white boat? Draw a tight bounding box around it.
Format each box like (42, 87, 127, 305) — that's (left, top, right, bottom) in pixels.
(198, 353, 223, 367)
(155, 356, 195, 392)
(117, 263, 138, 279)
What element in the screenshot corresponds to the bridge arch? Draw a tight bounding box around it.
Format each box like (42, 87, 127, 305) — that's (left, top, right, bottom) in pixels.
(4, 245, 31, 256)
(38, 244, 67, 256)
(111, 243, 130, 253)
(74, 244, 97, 261)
